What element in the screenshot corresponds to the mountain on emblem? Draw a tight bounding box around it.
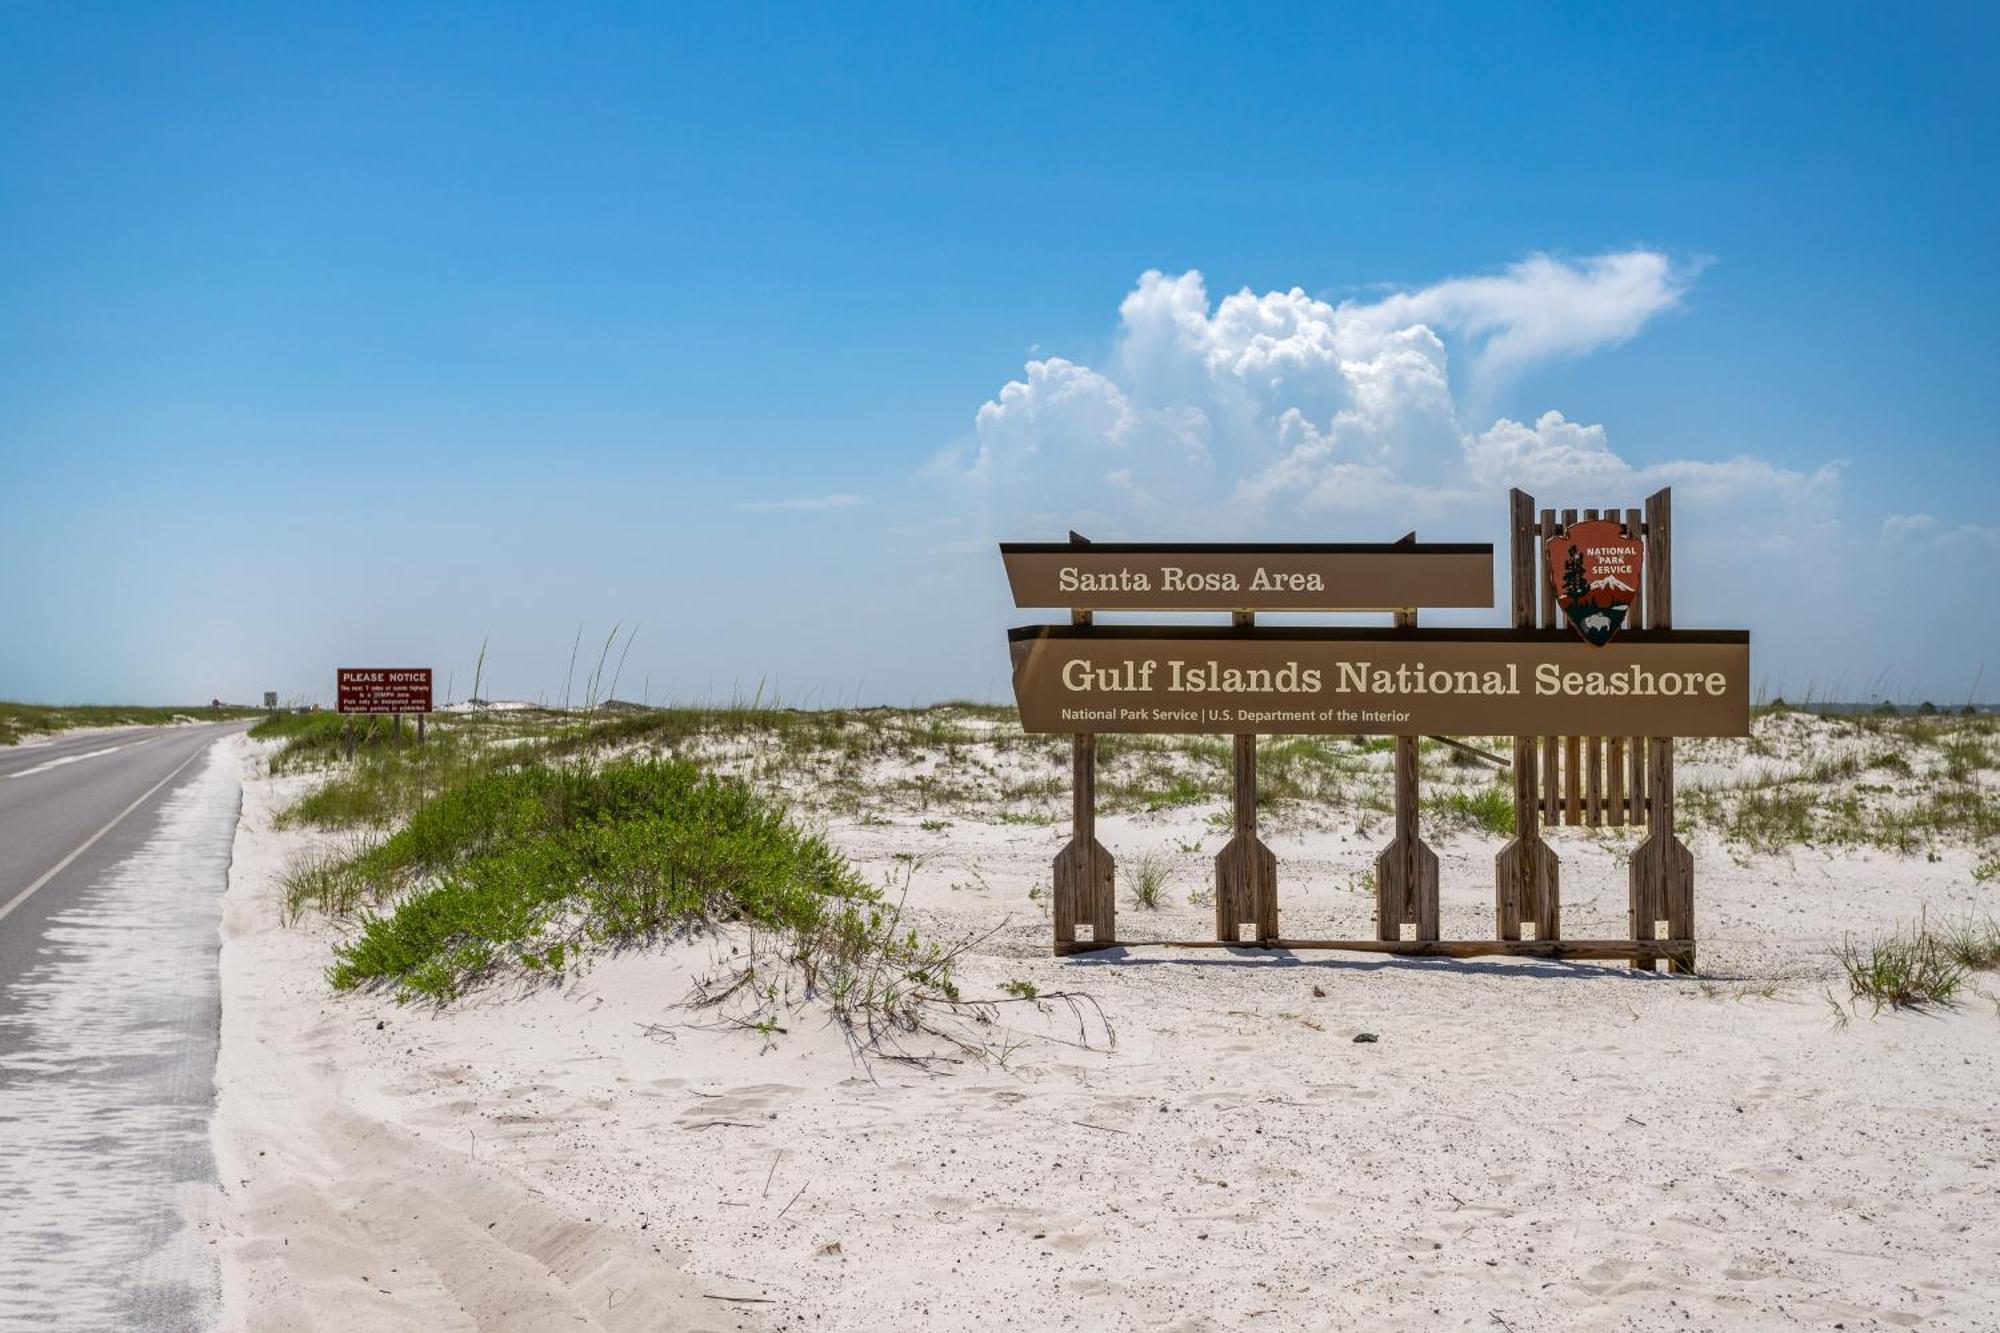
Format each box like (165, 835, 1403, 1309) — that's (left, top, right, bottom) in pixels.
(1546, 519, 1643, 647)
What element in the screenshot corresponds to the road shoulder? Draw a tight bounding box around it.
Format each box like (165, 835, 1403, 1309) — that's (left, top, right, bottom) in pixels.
(207, 736, 732, 1333)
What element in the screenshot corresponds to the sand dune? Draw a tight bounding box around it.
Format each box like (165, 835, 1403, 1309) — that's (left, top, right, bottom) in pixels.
(211, 730, 1999, 1331)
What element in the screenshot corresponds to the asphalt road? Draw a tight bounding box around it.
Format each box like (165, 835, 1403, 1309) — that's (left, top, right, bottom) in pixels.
(0, 721, 250, 1331)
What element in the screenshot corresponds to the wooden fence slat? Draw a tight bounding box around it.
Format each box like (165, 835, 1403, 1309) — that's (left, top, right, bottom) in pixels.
(1498, 489, 1560, 943)
(1540, 508, 1560, 821)
(1625, 506, 1647, 825)
(1558, 509, 1579, 825)
(1586, 740, 1603, 825)
(1606, 736, 1625, 825)
(1590, 508, 1618, 825)
(1581, 509, 1600, 826)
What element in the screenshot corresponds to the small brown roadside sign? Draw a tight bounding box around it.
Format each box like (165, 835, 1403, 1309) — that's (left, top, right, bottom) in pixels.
(336, 668, 433, 715)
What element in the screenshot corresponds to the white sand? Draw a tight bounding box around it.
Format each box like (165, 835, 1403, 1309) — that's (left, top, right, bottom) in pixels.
(211, 733, 2000, 1331)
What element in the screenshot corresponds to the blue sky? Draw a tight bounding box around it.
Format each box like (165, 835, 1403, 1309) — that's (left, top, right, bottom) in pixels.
(3, 3, 1996, 706)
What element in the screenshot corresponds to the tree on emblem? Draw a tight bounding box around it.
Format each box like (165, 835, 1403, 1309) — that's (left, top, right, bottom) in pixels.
(1562, 544, 1589, 606)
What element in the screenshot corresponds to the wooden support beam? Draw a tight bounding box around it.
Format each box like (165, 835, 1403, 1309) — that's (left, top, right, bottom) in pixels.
(1215, 611, 1278, 942)
(1497, 489, 1559, 941)
(1629, 487, 1694, 974)
(1055, 938, 1696, 965)
(1538, 507, 1560, 823)
(1376, 533, 1439, 942)
(1053, 532, 1115, 954)
(1580, 509, 1603, 827)
(1625, 505, 1647, 827)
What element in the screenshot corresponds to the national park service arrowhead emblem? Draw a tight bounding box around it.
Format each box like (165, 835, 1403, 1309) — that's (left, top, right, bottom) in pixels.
(1547, 519, 1642, 646)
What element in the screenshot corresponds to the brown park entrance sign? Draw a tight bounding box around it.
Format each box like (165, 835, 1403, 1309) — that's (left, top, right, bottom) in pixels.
(1003, 489, 1749, 974)
(336, 668, 433, 714)
(1010, 626, 1748, 737)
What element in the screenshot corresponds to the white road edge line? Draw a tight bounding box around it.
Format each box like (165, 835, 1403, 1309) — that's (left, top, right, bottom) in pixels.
(0, 741, 211, 925)
(1, 742, 141, 780)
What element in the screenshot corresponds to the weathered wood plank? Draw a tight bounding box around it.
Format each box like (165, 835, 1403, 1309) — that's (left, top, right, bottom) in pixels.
(1216, 609, 1277, 942)
(1053, 535, 1115, 954)
(1629, 487, 1693, 972)
(1056, 938, 1696, 964)
(1625, 506, 1647, 826)
(1540, 507, 1560, 821)
(1498, 488, 1559, 940)
(1564, 735, 1582, 825)
(1558, 509, 1580, 825)
(1606, 735, 1626, 826)
(1377, 568, 1439, 941)
(1580, 510, 1604, 826)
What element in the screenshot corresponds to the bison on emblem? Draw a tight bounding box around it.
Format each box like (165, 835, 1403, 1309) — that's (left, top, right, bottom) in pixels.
(1546, 519, 1642, 647)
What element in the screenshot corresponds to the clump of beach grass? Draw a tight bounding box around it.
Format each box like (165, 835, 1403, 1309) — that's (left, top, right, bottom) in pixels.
(1424, 782, 1515, 837)
(279, 836, 379, 922)
(1938, 914, 2000, 971)
(1836, 914, 1972, 1012)
(1128, 847, 1173, 910)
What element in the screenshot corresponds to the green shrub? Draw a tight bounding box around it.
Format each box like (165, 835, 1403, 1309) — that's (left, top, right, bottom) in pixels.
(256, 710, 428, 774)
(325, 758, 885, 1003)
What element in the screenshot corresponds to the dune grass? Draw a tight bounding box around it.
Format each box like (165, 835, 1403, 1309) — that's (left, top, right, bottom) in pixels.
(0, 700, 260, 746)
(1832, 912, 1976, 1008)
(274, 730, 955, 1014)
(1424, 781, 1516, 836)
(267, 700, 1997, 978)
(1128, 847, 1173, 909)
(324, 757, 898, 1003)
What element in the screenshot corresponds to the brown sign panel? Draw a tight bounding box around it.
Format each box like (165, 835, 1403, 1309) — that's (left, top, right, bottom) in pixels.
(336, 668, 433, 714)
(1548, 519, 1642, 646)
(1008, 626, 1749, 737)
(1000, 542, 1493, 611)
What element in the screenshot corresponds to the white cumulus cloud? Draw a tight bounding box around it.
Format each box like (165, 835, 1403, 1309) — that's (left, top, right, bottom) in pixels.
(948, 251, 1737, 533)
(912, 251, 1996, 701)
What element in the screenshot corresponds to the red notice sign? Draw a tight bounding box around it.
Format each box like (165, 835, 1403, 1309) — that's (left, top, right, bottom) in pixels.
(337, 668, 433, 714)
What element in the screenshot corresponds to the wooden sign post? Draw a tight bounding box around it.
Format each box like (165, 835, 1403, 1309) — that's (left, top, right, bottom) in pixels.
(1005, 489, 1742, 970)
(1375, 535, 1439, 943)
(1050, 535, 1116, 948)
(1495, 490, 1560, 944)
(1630, 488, 1694, 971)
(1215, 610, 1278, 943)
